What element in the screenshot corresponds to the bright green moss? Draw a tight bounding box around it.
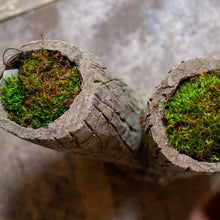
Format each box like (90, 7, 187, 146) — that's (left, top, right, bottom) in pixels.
(1, 48, 81, 129)
(163, 72, 220, 162)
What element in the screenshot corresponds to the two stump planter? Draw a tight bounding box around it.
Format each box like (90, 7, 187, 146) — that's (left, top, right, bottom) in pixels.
(0, 40, 219, 184)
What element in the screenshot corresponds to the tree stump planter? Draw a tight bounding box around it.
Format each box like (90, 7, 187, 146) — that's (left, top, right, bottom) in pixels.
(0, 41, 219, 184)
(0, 40, 143, 168)
(145, 58, 220, 184)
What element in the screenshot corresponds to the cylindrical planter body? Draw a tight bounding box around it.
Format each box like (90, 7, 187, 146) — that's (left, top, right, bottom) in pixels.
(1, 41, 219, 184)
(0, 40, 143, 167)
(145, 58, 220, 183)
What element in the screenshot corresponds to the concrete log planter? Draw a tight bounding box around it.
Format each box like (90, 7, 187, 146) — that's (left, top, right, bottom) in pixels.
(145, 58, 220, 183)
(0, 40, 219, 184)
(0, 40, 143, 168)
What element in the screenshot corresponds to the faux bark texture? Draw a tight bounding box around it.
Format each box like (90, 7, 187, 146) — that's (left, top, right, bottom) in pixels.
(0, 40, 143, 168)
(1, 41, 220, 184)
(145, 58, 220, 184)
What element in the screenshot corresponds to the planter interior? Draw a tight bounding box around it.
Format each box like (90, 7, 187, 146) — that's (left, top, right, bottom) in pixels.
(1, 48, 82, 129)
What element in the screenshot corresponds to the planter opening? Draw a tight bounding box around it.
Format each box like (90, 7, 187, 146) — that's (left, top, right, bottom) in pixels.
(163, 71, 220, 162)
(0, 47, 81, 129)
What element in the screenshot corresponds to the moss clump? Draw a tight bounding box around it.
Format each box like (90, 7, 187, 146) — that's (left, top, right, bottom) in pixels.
(163, 72, 220, 162)
(1, 48, 81, 129)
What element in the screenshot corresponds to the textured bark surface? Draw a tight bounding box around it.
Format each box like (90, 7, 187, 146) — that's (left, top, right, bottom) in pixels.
(145, 58, 220, 184)
(1, 42, 220, 185)
(0, 40, 143, 167)
(2, 2, 220, 219)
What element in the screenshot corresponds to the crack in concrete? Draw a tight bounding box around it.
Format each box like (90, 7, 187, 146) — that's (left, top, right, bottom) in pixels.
(54, 137, 68, 150)
(94, 92, 138, 132)
(69, 131, 81, 149)
(83, 119, 103, 149)
(93, 104, 135, 154)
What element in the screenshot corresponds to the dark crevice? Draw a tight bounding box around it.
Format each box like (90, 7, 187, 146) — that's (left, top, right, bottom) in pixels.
(54, 137, 67, 150)
(159, 85, 174, 90)
(90, 63, 111, 81)
(90, 63, 107, 70)
(34, 138, 44, 146)
(69, 131, 81, 148)
(102, 81, 140, 112)
(79, 112, 102, 145)
(93, 104, 135, 155)
(94, 92, 138, 132)
(145, 113, 151, 120)
(79, 134, 93, 145)
(146, 124, 153, 134)
(93, 78, 121, 85)
(83, 119, 103, 149)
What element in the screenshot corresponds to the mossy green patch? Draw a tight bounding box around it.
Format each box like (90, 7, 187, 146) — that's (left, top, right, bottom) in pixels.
(154, 100, 159, 107)
(1, 48, 81, 129)
(163, 72, 220, 162)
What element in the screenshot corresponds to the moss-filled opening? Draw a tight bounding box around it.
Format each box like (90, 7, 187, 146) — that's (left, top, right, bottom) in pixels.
(163, 72, 220, 162)
(0, 48, 81, 129)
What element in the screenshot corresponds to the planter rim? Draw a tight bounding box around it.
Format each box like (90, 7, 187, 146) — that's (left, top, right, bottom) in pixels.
(0, 39, 111, 142)
(147, 58, 220, 174)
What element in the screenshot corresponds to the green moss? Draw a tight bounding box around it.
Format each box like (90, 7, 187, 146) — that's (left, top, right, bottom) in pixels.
(163, 72, 220, 162)
(1, 48, 81, 129)
(154, 100, 159, 107)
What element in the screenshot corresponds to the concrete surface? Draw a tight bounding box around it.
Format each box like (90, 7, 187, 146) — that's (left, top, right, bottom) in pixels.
(0, 0, 56, 22)
(0, 0, 220, 219)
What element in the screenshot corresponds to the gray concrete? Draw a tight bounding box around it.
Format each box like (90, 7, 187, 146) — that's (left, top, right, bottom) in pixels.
(0, 0, 220, 219)
(1, 0, 220, 91)
(0, 0, 56, 22)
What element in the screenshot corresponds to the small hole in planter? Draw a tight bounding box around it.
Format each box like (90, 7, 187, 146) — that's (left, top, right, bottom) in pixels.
(163, 71, 220, 162)
(0, 48, 82, 129)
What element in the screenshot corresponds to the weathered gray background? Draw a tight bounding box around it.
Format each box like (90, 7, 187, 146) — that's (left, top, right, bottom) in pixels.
(0, 0, 55, 22)
(0, 0, 220, 219)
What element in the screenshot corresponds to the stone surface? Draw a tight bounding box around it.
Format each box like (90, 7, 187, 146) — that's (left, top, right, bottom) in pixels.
(145, 58, 220, 183)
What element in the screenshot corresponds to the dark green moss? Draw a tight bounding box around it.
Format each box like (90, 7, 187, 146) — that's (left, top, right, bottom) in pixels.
(1, 48, 81, 129)
(163, 72, 220, 162)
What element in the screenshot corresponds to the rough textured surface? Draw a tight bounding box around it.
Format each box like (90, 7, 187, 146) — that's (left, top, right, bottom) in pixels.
(145, 58, 220, 183)
(0, 40, 143, 167)
(1, 0, 220, 219)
